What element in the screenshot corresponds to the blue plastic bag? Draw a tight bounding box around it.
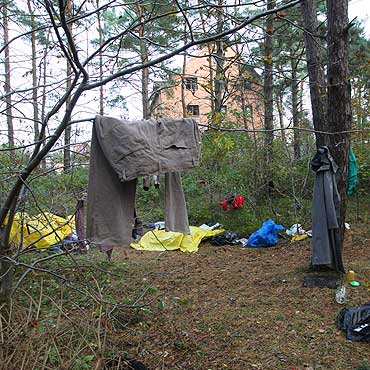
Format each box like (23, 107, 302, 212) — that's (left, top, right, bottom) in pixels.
(247, 219, 284, 248)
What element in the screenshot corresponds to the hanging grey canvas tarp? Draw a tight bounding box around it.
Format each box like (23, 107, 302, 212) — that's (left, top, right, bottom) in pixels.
(311, 146, 345, 272)
(86, 115, 200, 246)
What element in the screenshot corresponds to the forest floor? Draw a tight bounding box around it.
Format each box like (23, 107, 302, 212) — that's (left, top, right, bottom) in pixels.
(3, 223, 370, 370)
(102, 223, 370, 370)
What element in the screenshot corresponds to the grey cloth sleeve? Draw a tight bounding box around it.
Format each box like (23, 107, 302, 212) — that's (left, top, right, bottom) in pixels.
(165, 172, 190, 235)
(86, 122, 137, 246)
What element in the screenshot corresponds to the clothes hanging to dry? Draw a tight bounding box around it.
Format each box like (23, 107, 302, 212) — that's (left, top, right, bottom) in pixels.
(86, 115, 200, 246)
(311, 146, 345, 272)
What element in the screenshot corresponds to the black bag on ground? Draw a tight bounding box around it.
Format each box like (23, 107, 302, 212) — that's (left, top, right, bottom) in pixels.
(336, 302, 370, 342)
(211, 231, 238, 246)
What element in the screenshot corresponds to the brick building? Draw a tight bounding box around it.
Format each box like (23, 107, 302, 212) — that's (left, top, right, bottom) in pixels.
(151, 46, 264, 129)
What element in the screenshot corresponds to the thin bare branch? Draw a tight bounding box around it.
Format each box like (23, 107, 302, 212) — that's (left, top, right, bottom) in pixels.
(85, 0, 302, 90)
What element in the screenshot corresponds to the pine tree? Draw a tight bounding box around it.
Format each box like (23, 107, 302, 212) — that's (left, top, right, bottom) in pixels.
(2, 0, 13, 146)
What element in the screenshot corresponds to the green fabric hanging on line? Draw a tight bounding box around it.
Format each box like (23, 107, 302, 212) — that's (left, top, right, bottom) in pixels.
(347, 145, 358, 196)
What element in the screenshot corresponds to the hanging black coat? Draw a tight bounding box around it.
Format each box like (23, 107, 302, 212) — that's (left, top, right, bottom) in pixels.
(311, 146, 345, 272)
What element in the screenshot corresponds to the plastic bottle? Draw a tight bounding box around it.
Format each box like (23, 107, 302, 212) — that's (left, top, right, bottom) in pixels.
(335, 285, 346, 304)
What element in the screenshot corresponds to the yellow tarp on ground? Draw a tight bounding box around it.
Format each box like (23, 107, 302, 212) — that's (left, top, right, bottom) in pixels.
(131, 226, 224, 253)
(5, 212, 75, 250)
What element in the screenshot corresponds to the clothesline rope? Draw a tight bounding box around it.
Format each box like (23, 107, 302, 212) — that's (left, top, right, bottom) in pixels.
(69, 117, 370, 136)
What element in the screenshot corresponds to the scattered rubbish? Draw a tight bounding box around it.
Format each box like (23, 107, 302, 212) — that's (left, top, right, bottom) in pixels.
(336, 302, 370, 341)
(349, 281, 360, 287)
(155, 221, 165, 230)
(291, 234, 308, 243)
(335, 285, 346, 304)
(247, 219, 284, 248)
(211, 230, 239, 246)
(346, 270, 355, 282)
(50, 234, 83, 253)
(142, 221, 165, 230)
(235, 238, 249, 246)
(286, 223, 312, 242)
(286, 224, 305, 236)
(199, 222, 223, 230)
(303, 274, 341, 289)
(345, 222, 351, 230)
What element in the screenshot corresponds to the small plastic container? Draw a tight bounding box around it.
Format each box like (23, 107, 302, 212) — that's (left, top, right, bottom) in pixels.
(349, 281, 360, 287)
(346, 270, 355, 282)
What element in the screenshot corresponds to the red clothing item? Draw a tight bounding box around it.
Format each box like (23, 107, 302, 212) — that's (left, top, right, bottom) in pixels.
(231, 195, 245, 210)
(220, 199, 228, 211)
(220, 195, 245, 211)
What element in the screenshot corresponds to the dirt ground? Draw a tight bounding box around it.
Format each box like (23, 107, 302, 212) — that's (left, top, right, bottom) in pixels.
(103, 225, 370, 370)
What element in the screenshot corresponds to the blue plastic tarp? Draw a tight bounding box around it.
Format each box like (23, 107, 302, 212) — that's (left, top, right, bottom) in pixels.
(247, 219, 284, 248)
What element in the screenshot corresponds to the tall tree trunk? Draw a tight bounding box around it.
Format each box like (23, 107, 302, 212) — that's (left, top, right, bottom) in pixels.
(136, 4, 149, 119)
(277, 93, 286, 143)
(2, 0, 13, 146)
(0, 255, 12, 309)
(353, 83, 364, 142)
(0, 191, 16, 310)
(181, 54, 187, 117)
(234, 44, 249, 128)
(141, 59, 149, 119)
(181, 0, 189, 118)
(97, 0, 104, 115)
(290, 50, 300, 159)
(326, 0, 352, 244)
(40, 30, 51, 169)
(64, 0, 73, 171)
(240, 73, 249, 129)
(300, 0, 327, 147)
(198, 2, 215, 113)
(232, 0, 248, 128)
(214, 0, 224, 114)
(27, 0, 39, 142)
(263, 0, 275, 180)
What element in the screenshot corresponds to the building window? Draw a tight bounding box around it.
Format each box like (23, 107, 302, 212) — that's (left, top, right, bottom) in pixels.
(187, 104, 200, 116)
(244, 80, 252, 90)
(184, 77, 198, 91)
(244, 105, 253, 118)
